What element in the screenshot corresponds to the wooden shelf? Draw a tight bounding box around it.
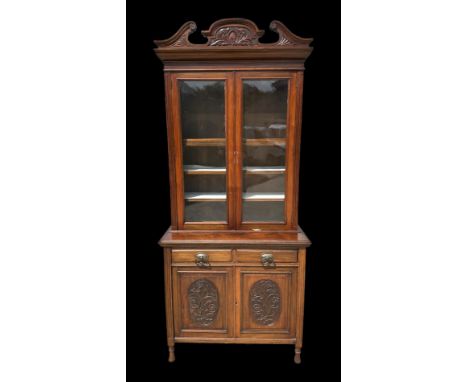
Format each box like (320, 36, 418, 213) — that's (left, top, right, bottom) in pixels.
(244, 138, 286, 146)
(184, 165, 226, 175)
(242, 192, 285, 202)
(185, 192, 284, 202)
(244, 166, 285, 175)
(185, 192, 226, 202)
(183, 138, 286, 147)
(184, 138, 225, 147)
(184, 166, 285, 175)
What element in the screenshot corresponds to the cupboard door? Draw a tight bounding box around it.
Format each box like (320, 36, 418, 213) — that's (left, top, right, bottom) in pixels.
(172, 73, 235, 229)
(172, 267, 234, 338)
(236, 267, 297, 338)
(235, 72, 299, 229)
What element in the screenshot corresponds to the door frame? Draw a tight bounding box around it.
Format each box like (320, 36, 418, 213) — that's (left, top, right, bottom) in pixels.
(233, 71, 299, 230)
(172, 266, 235, 338)
(168, 71, 301, 230)
(235, 265, 298, 339)
(170, 72, 236, 230)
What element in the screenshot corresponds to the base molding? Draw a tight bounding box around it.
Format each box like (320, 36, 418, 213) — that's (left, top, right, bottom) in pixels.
(174, 337, 296, 344)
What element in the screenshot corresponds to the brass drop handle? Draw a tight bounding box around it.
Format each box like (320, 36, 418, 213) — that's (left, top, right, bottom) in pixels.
(195, 253, 210, 267)
(261, 253, 275, 267)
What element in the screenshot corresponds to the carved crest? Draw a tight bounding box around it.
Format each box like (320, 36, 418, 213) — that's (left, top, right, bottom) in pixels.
(154, 18, 313, 48)
(201, 19, 264, 46)
(249, 279, 281, 326)
(188, 279, 219, 327)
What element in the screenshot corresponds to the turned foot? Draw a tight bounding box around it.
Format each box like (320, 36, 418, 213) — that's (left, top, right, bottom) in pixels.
(294, 347, 301, 364)
(168, 346, 175, 362)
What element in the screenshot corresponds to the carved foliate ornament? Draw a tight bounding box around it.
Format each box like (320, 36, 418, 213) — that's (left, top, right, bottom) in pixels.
(154, 18, 313, 48)
(188, 279, 219, 327)
(249, 279, 281, 326)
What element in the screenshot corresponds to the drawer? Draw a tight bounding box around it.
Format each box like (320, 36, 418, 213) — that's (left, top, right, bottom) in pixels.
(172, 249, 232, 264)
(236, 250, 297, 264)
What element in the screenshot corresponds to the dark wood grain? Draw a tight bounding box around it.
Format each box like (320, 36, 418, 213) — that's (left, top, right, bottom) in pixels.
(154, 19, 313, 63)
(172, 267, 234, 338)
(294, 248, 307, 364)
(226, 72, 236, 230)
(159, 226, 311, 248)
(164, 74, 178, 229)
(156, 18, 313, 363)
(163, 248, 175, 362)
(171, 249, 232, 263)
(236, 267, 297, 339)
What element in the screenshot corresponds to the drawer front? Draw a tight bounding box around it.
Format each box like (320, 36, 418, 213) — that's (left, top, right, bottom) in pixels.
(237, 250, 297, 264)
(172, 249, 232, 264)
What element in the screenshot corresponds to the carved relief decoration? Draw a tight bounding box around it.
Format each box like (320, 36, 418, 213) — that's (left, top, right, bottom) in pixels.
(188, 279, 219, 327)
(154, 21, 197, 48)
(202, 19, 264, 46)
(268, 20, 313, 46)
(249, 279, 281, 326)
(154, 18, 313, 48)
(207, 26, 258, 46)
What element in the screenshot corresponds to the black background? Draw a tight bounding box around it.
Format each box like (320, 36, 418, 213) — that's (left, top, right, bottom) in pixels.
(127, 3, 340, 380)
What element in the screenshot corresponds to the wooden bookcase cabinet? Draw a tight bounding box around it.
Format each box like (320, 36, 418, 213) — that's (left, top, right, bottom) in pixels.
(155, 18, 312, 364)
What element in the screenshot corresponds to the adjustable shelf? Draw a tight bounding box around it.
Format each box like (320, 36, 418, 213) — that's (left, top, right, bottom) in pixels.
(185, 192, 284, 202)
(183, 138, 286, 147)
(244, 138, 286, 146)
(184, 192, 227, 202)
(244, 166, 285, 175)
(184, 165, 226, 175)
(242, 192, 285, 202)
(184, 166, 285, 175)
(184, 138, 225, 147)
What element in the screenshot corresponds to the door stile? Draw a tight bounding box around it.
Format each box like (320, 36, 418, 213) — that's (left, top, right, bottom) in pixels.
(164, 73, 179, 229)
(170, 73, 186, 230)
(234, 73, 244, 229)
(284, 72, 298, 229)
(226, 73, 237, 229)
(291, 72, 304, 227)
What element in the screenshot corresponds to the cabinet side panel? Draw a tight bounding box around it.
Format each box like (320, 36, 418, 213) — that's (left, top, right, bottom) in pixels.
(295, 248, 307, 348)
(164, 72, 178, 228)
(163, 248, 175, 345)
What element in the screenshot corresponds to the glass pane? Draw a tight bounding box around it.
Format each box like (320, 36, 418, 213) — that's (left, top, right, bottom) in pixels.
(242, 79, 288, 222)
(243, 202, 285, 222)
(180, 80, 226, 222)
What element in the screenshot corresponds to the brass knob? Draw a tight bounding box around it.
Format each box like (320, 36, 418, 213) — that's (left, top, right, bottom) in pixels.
(261, 253, 275, 267)
(195, 253, 209, 267)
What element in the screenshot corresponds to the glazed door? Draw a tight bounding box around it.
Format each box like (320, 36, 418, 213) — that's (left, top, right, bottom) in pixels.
(236, 266, 297, 338)
(172, 266, 234, 338)
(235, 72, 300, 230)
(170, 71, 301, 230)
(171, 73, 235, 230)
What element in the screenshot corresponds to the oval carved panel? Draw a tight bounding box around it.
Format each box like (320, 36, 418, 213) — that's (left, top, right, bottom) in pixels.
(249, 279, 281, 326)
(188, 279, 219, 327)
